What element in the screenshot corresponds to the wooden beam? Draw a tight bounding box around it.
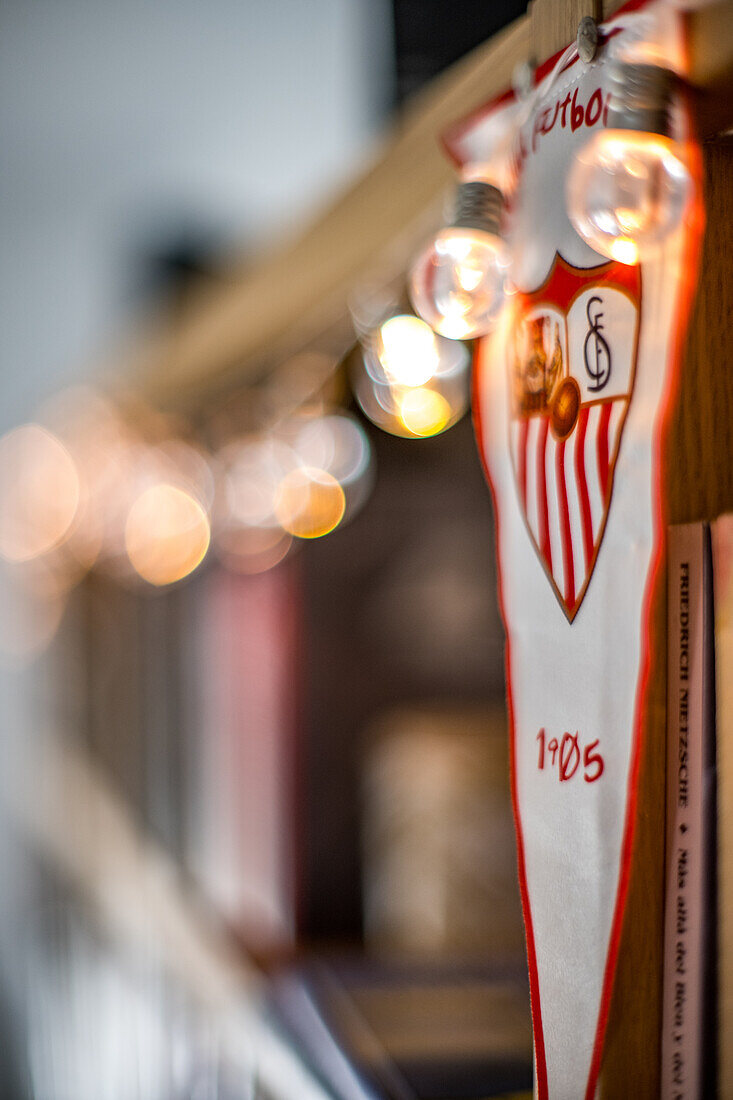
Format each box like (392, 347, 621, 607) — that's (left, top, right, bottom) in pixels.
(531, 0, 601, 63)
(688, 0, 733, 136)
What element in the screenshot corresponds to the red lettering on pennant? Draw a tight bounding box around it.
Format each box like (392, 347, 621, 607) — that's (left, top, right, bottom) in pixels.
(535, 728, 605, 784)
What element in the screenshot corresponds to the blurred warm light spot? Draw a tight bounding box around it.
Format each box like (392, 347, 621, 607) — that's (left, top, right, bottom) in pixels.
(153, 439, 215, 511)
(37, 387, 216, 581)
(355, 323, 469, 440)
(125, 484, 210, 586)
(435, 315, 472, 340)
(41, 388, 139, 567)
(216, 414, 371, 556)
(217, 525, 293, 574)
(293, 413, 370, 489)
(376, 315, 439, 387)
(609, 237, 639, 265)
(398, 388, 451, 437)
(0, 424, 80, 562)
(275, 467, 345, 539)
(222, 438, 296, 529)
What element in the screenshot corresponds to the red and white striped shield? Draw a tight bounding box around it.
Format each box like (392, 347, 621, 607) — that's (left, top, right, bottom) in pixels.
(507, 254, 641, 621)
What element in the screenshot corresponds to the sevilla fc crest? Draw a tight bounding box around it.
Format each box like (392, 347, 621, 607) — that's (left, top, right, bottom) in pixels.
(507, 254, 641, 621)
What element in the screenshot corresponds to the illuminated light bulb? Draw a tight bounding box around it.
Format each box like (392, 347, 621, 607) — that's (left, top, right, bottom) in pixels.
(609, 237, 638, 265)
(375, 315, 439, 387)
(0, 424, 80, 562)
(409, 181, 507, 339)
(125, 484, 210, 586)
(275, 467, 345, 539)
(398, 387, 451, 437)
(353, 335, 470, 439)
(566, 64, 691, 263)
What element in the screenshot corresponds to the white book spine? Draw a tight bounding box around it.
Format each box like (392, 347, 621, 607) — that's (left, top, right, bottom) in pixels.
(661, 523, 712, 1100)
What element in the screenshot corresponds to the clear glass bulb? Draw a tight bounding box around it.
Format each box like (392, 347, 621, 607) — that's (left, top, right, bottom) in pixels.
(566, 130, 691, 264)
(409, 227, 507, 339)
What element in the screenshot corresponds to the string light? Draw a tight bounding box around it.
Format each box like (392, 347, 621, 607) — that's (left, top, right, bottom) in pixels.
(125, 483, 210, 587)
(0, 380, 373, 594)
(275, 467, 345, 539)
(375, 315, 439, 387)
(398, 388, 451, 437)
(566, 63, 691, 263)
(353, 321, 470, 439)
(288, 411, 372, 523)
(213, 411, 372, 569)
(409, 181, 508, 339)
(0, 424, 80, 563)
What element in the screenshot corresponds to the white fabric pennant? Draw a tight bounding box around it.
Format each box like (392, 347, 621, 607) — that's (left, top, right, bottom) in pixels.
(446, 3, 703, 1095)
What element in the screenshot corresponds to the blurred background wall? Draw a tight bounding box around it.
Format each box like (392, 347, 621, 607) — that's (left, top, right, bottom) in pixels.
(0, 2, 529, 1096)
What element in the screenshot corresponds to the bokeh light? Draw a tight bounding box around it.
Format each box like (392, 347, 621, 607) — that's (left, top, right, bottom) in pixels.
(125, 484, 211, 586)
(221, 437, 297, 531)
(275, 467, 345, 539)
(353, 326, 470, 439)
(213, 435, 295, 571)
(375, 315, 439, 387)
(214, 411, 371, 568)
(398, 387, 451, 437)
(286, 410, 373, 521)
(38, 388, 216, 584)
(0, 424, 80, 562)
(2, 389, 370, 590)
(41, 388, 151, 571)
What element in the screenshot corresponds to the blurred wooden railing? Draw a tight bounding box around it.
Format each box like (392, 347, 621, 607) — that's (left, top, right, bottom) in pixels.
(10, 733, 333, 1100)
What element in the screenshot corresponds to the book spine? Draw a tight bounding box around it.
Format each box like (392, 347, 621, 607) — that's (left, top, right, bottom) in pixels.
(661, 523, 714, 1099)
(712, 515, 733, 1097)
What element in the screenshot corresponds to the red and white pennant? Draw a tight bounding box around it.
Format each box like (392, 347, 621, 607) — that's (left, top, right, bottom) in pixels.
(445, 3, 703, 1096)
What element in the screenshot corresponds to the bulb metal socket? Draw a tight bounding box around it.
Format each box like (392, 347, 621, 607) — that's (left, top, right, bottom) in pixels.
(606, 62, 676, 137)
(451, 181, 503, 236)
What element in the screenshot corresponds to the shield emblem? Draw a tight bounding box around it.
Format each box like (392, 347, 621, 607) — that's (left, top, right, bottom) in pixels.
(506, 254, 641, 621)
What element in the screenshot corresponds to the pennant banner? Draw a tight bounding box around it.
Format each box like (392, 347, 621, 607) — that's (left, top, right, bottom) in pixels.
(444, 3, 703, 1096)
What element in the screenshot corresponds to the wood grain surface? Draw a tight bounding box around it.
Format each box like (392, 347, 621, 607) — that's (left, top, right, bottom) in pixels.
(530, 0, 600, 63)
